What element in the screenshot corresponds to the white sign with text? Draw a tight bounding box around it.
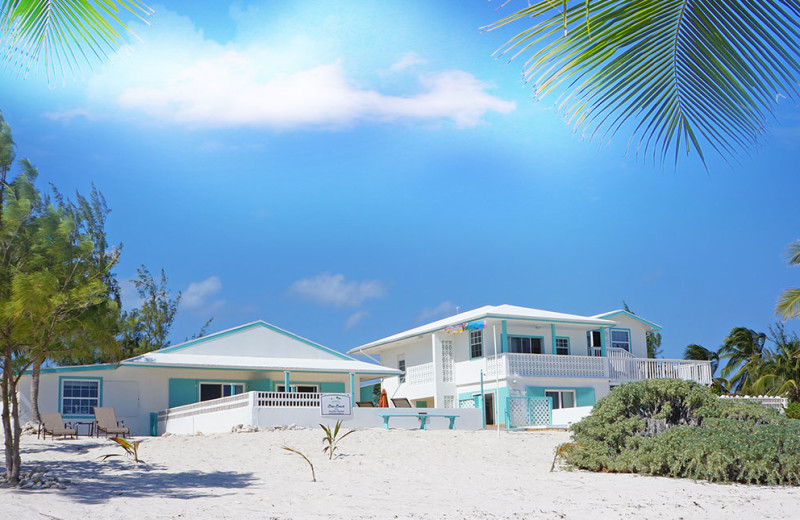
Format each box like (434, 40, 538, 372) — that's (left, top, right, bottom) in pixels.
(320, 393, 352, 417)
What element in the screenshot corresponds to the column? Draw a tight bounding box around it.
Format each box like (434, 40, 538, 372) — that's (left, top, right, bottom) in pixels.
(284, 371, 290, 392)
(600, 327, 607, 357)
(551, 324, 557, 354)
(349, 373, 356, 407)
(501, 320, 508, 353)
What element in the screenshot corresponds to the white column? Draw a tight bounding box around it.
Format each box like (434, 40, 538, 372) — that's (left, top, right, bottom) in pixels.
(431, 332, 439, 408)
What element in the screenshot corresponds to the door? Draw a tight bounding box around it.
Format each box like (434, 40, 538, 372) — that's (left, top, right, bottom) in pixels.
(441, 340, 454, 383)
(484, 392, 495, 426)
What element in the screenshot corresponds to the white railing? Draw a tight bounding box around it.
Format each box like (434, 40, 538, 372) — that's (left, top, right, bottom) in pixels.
(158, 392, 252, 422)
(407, 362, 434, 386)
(607, 347, 635, 358)
(483, 353, 712, 385)
(719, 395, 788, 411)
(254, 391, 321, 408)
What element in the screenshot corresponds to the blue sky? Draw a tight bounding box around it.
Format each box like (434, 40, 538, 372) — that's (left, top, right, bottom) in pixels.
(1, 0, 798, 359)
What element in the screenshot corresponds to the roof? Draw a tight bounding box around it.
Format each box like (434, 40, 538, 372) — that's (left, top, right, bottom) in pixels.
(348, 304, 618, 354)
(122, 352, 401, 375)
(590, 310, 662, 331)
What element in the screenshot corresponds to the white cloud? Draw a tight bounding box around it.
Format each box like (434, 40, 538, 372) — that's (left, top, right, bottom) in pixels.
(183, 276, 224, 309)
(416, 301, 457, 322)
(389, 51, 426, 72)
(344, 310, 370, 331)
(52, 10, 515, 129)
(289, 273, 385, 307)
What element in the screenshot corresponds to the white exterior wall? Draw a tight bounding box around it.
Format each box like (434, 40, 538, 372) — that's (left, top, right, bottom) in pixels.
(175, 325, 341, 360)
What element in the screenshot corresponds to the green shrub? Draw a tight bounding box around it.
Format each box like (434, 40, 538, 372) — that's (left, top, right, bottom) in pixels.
(562, 379, 800, 485)
(786, 401, 800, 420)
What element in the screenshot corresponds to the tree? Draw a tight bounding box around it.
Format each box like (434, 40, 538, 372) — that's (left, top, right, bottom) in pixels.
(683, 343, 726, 394)
(487, 1, 800, 166)
(118, 266, 181, 359)
(1, 159, 118, 484)
(0, 1, 152, 80)
(776, 239, 800, 320)
(719, 327, 767, 393)
(750, 324, 800, 402)
(646, 332, 662, 359)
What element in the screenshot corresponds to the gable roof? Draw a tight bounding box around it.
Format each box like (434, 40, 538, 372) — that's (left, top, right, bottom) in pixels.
(590, 310, 662, 331)
(348, 304, 617, 354)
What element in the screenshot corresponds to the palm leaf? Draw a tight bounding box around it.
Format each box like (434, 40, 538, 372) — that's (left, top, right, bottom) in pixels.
(0, 0, 152, 80)
(786, 240, 800, 266)
(485, 1, 800, 166)
(776, 287, 800, 320)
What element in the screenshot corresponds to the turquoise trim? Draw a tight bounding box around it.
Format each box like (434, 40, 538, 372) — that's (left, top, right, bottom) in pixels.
(600, 327, 607, 357)
(169, 379, 197, 408)
(506, 334, 546, 354)
(149, 412, 158, 436)
(349, 373, 356, 406)
(594, 310, 662, 331)
(609, 327, 633, 352)
(469, 329, 484, 359)
(526, 386, 595, 407)
(58, 376, 103, 418)
(550, 324, 557, 354)
(36, 364, 117, 374)
(284, 371, 290, 391)
(501, 320, 508, 353)
(118, 363, 396, 376)
(157, 320, 352, 360)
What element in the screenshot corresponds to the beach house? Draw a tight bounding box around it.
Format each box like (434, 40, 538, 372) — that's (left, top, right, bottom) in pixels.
(348, 305, 713, 427)
(17, 321, 402, 436)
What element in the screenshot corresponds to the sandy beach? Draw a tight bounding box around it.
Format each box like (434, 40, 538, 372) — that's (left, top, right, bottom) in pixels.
(2, 427, 799, 520)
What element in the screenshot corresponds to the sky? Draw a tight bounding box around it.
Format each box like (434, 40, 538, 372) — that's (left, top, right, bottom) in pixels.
(1, 0, 798, 360)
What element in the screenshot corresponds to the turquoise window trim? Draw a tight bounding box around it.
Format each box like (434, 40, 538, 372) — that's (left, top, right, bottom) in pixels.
(58, 376, 103, 418)
(555, 336, 571, 355)
(610, 327, 633, 352)
(469, 329, 484, 359)
(501, 320, 508, 353)
(506, 334, 546, 354)
(550, 324, 557, 354)
(157, 320, 353, 360)
(600, 326, 607, 357)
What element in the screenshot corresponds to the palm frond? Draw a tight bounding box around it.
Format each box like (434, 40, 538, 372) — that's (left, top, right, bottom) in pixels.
(485, 1, 800, 166)
(786, 240, 800, 266)
(776, 287, 800, 320)
(0, 0, 152, 81)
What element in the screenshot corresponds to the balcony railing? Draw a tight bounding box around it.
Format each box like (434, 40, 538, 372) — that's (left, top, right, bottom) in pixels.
(406, 362, 435, 386)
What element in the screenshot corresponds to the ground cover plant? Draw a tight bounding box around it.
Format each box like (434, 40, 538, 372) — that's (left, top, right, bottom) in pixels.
(562, 379, 800, 485)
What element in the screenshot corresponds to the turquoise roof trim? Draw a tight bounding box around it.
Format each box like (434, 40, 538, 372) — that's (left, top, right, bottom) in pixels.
(32, 364, 118, 375)
(155, 320, 353, 360)
(594, 310, 662, 331)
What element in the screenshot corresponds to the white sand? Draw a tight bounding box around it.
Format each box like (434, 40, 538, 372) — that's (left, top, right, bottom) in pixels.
(2, 428, 799, 519)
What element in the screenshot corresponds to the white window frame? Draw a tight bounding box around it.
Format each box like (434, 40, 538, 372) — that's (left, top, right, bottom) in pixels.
(555, 337, 570, 356)
(610, 329, 631, 352)
(545, 389, 576, 409)
(60, 379, 100, 416)
(469, 330, 483, 359)
(199, 382, 245, 401)
(275, 384, 319, 393)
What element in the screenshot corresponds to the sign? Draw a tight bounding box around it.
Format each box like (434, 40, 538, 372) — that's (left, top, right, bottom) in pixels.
(320, 393, 352, 417)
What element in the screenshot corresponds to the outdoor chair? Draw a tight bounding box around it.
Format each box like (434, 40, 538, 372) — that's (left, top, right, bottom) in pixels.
(356, 401, 375, 407)
(92, 407, 130, 438)
(391, 398, 413, 408)
(38, 413, 77, 440)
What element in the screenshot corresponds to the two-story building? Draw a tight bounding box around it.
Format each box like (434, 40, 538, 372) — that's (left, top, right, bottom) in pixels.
(348, 305, 712, 427)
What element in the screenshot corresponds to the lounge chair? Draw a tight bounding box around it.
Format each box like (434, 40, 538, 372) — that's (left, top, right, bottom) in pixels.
(93, 407, 130, 438)
(391, 398, 413, 408)
(38, 413, 77, 440)
(356, 401, 375, 407)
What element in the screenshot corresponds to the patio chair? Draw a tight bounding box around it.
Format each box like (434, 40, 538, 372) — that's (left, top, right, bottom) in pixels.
(356, 401, 375, 407)
(38, 413, 77, 440)
(93, 407, 130, 438)
(391, 398, 413, 408)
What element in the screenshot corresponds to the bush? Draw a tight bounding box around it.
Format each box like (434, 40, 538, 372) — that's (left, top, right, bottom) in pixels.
(562, 379, 800, 485)
(786, 401, 800, 420)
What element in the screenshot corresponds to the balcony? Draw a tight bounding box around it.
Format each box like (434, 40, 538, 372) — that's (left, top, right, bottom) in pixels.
(486, 351, 712, 385)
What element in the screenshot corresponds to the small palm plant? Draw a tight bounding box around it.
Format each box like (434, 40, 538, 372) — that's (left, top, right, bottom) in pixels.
(282, 445, 316, 482)
(100, 436, 143, 463)
(320, 420, 354, 460)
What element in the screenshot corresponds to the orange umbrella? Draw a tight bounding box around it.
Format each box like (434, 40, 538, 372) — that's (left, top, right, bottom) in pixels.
(378, 389, 389, 408)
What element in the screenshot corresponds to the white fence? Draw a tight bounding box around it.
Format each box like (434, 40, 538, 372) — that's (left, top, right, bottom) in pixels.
(157, 391, 483, 434)
(483, 353, 712, 385)
(718, 395, 788, 411)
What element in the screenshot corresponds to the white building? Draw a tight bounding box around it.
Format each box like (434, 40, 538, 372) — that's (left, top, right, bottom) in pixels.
(18, 321, 403, 436)
(348, 305, 712, 427)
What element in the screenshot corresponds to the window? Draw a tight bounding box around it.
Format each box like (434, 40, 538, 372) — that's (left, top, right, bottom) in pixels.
(587, 330, 602, 356)
(469, 330, 483, 358)
(199, 382, 245, 401)
(398, 356, 406, 382)
(555, 337, 570, 355)
(61, 379, 99, 416)
(276, 384, 318, 393)
(611, 329, 631, 351)
(508, 336, 543, 354)
(545, 389, 576, 409)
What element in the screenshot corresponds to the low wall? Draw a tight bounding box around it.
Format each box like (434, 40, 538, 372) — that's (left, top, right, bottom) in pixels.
(551, 405, 593, 426)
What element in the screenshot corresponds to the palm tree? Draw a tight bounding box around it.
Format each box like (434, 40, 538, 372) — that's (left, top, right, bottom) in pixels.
(486, 1, 800, 166)
(0, 1, 152, 80)
(719, 327, 767, 394)
(776, 240, 800, 320)
(750, 323, 800, 401)
(684, 343, 727, 394)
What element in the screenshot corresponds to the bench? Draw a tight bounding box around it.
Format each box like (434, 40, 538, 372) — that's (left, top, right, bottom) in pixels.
(378, 413, 459, 430)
